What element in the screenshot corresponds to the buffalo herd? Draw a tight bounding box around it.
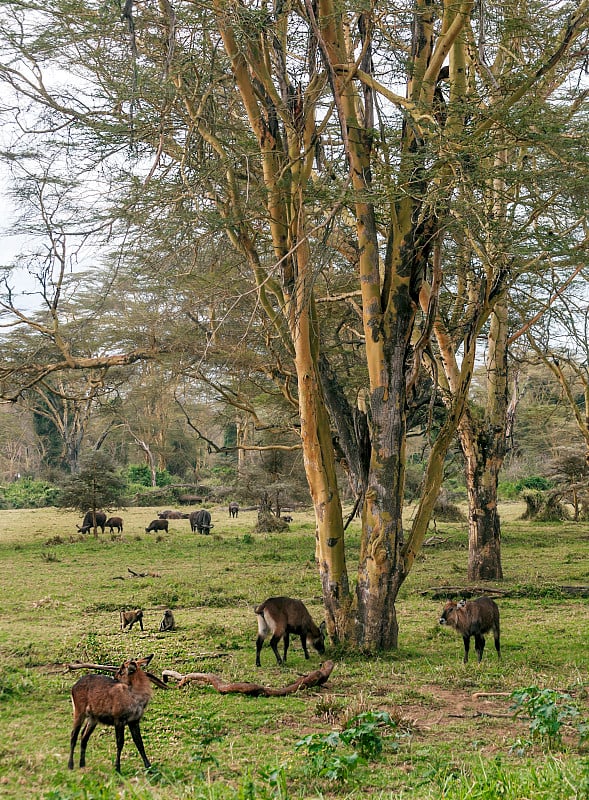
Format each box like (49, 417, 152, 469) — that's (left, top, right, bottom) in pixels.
(76, 503, 246, 536)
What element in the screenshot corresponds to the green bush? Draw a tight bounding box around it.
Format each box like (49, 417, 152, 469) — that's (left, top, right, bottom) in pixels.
(125, 464, 173, 487)
(511, 686, 585, 749)
(0, 478, 60, 509)
(515, 476, 552, 493)
(499, 476, 553, 501)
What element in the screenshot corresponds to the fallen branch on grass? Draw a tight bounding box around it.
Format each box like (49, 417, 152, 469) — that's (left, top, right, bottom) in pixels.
(420, 586, 508, 599)
(127, 567, 162, 578)
(162, 659, 335, 696)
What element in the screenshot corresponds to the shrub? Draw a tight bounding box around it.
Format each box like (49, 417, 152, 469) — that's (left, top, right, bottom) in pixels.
(125, 464, 173, 487)
(0, 477, 60, 509)
(511, 686, 586, 748)
(515, 476, 552, 493)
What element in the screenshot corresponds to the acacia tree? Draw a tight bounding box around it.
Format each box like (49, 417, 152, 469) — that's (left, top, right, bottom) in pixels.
(1, 0, 588, 648)
(417, 3, 589, 581)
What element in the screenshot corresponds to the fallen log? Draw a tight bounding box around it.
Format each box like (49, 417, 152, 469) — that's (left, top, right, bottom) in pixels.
(127, 567, 162, 578)
(420, 586, 508, 599)
(162, 659, 335, 696)
(67, 661, 169, 689)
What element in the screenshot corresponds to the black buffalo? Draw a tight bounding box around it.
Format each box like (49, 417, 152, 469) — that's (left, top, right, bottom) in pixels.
(189, 509, 213, 535)
(77, 510, 107, 534)
(145, 519, 169, 533)
(158, 510, 189, 520)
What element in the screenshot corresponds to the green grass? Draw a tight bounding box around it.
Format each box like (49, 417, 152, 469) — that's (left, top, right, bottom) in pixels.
(0, 503, 588, 798)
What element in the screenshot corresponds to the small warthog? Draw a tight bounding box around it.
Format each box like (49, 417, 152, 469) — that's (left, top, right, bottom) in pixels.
(228, 502, 239, 518)
(255, 596, 326, 667)
(145, 519, 168, 534)
(439, 596, 501, 663)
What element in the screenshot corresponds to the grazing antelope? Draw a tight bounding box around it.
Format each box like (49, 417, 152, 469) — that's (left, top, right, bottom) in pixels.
(439, 596, 501, 663)
(68, 654, 154, 772)
(255, 596, 326, 667)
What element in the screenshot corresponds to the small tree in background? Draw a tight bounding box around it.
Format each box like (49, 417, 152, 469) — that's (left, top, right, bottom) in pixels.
(58, 452, 127, 535)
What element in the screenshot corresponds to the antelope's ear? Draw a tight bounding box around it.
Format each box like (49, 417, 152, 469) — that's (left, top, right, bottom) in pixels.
(457, 599, 467, 608)
(319, 621, 327, 636)
(138, 654, 154, 668)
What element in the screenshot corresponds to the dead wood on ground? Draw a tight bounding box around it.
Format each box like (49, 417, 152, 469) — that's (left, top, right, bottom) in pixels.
(162, 660, 335, 696)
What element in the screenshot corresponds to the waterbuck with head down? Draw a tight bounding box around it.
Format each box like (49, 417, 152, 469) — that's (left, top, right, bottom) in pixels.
(255, 596, 326, 667)
(68, 654, 154, 772)
(439, 596, 501, 663)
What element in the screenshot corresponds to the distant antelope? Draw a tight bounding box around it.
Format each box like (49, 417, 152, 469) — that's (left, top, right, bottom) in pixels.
(439, 596, 501, 663)
(68, 654, 154, 772)
(255, 596, 326, 667)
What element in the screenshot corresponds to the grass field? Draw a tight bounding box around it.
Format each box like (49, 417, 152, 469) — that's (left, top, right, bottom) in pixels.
(0, 503, 588, 799)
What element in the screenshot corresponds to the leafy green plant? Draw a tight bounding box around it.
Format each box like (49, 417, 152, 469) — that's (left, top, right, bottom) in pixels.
(340, 710, 399, 758)
(294, 710, 397, 783)
(295, 731, 362, 783)
(258, 764, 289, 799)
(188, 715, 226, 775)
(511, 686, 580, 747)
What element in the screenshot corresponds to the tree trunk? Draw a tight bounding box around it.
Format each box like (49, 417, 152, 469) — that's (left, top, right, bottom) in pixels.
(459, 303, 507, 581)
(461, 421, 504, 580)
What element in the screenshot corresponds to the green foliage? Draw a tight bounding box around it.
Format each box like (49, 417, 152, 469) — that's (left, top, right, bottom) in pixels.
(293, 710, 398, 783)
(126, 464, 173, 487)
(515, 476, 552, 493)
(499, 476, 553, 500)
(0, 669, 36, 702)
(340, 710, 399, 758)
(413, 754, 589, 800)
(0, 477, 60, 508)
(511, 686, 583, 748)
(295, 731, 362, 783)
(58, 452, 127, 513)
(188, 715, 226, 776)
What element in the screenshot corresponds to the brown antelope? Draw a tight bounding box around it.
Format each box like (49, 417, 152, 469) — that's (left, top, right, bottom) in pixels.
(439, 596, 501, 663)
(255, 596, 326, 667)
(68, 654, 154, 772)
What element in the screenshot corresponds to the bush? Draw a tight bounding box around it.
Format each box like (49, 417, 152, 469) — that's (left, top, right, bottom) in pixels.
(515, 476, 552, 493)
(499, 476, 552, 501)
(0, 478, 60, 509)
(125, 464, 173, 487)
